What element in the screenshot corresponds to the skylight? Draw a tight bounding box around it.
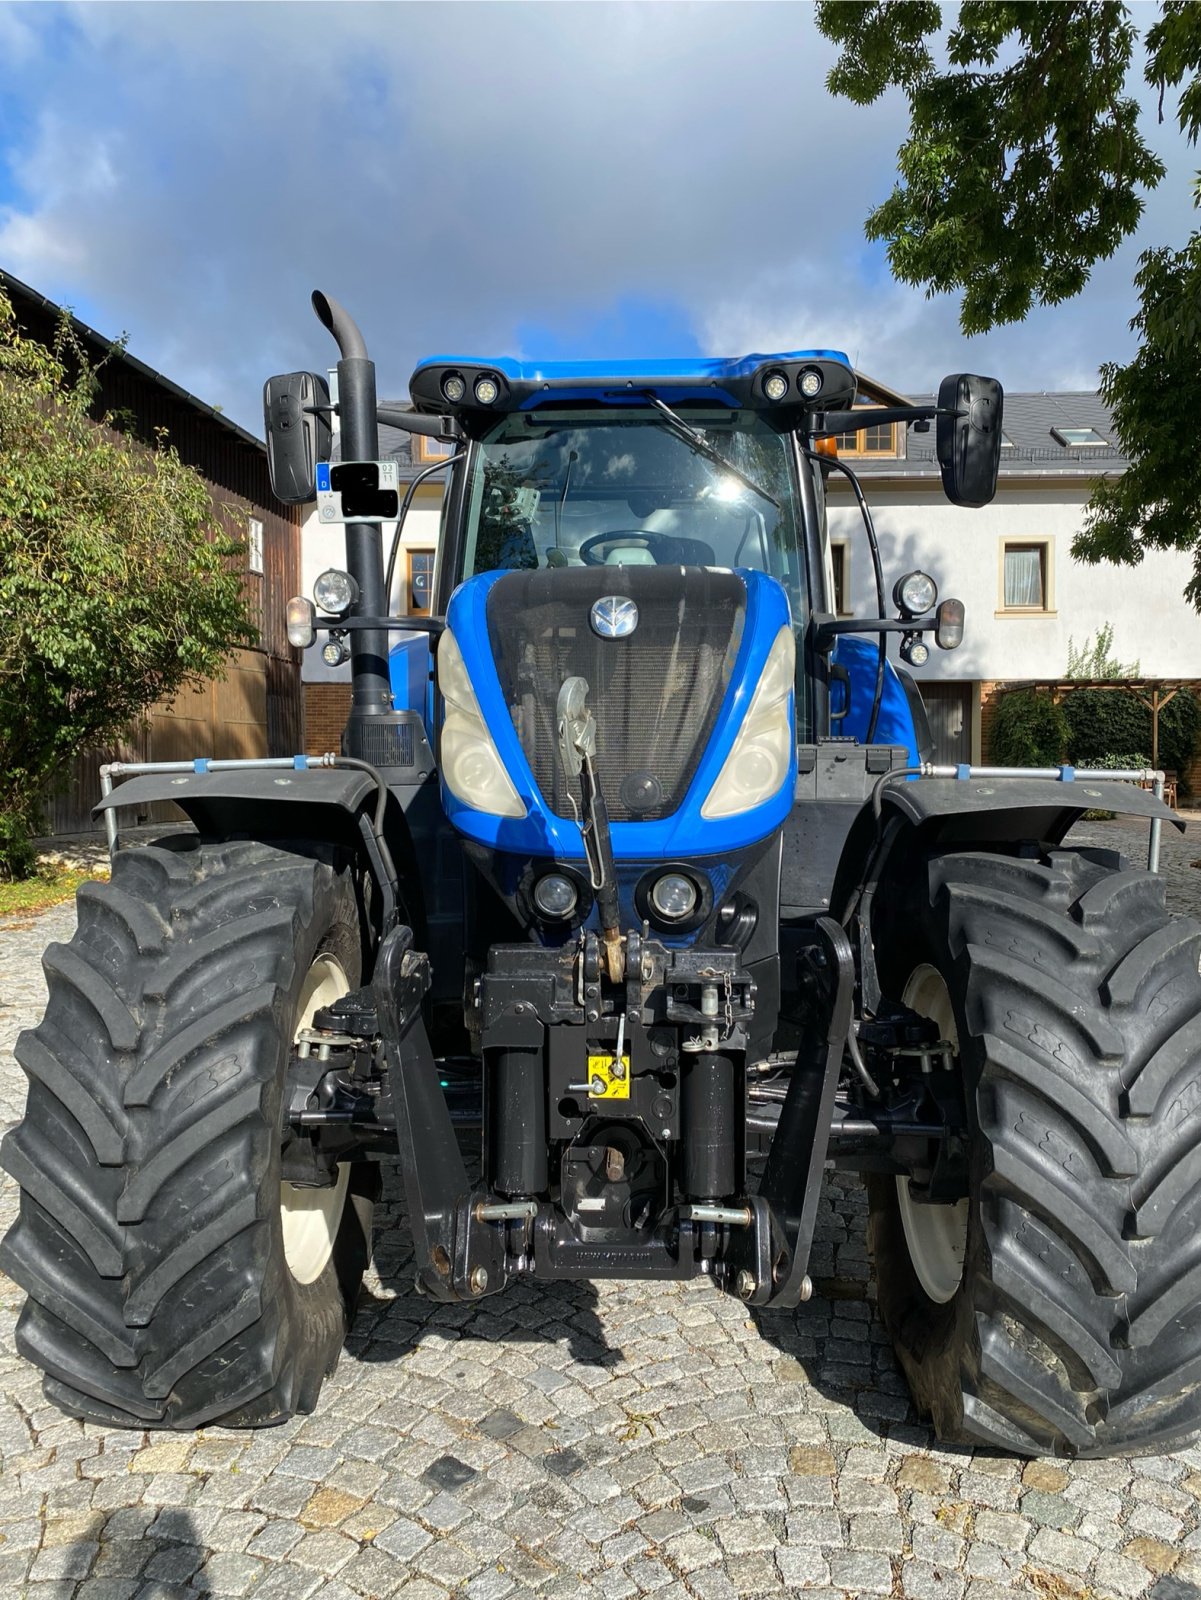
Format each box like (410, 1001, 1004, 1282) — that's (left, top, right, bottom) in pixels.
(1050, 426, 1109, 447)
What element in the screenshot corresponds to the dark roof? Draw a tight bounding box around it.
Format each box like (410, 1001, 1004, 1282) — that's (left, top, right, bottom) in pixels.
(0, 268, 266, 456)
(849, 389, 1126, 479)
(377, 386, 1126, 485)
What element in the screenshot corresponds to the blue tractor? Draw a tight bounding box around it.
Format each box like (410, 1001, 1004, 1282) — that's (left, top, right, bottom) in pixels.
(5, 292, 1199, 1459)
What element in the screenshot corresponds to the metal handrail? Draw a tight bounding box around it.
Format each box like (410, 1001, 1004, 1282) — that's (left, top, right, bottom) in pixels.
(911, 763, 1168, 872)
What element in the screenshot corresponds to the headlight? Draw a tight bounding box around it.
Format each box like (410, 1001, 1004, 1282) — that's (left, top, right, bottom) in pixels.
(313, 567, 358, 616)
(894, 569, 938, 617)
(701, 626, 795, 820)
(437, 629, 525, 819)
(286, 596, 316, 648)
(533, 873, 578, 919)
(650, 873, 698, 921)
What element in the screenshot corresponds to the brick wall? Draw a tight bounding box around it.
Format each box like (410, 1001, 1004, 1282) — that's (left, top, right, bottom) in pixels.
(304, 684, 352, 756)
(978, 682, 1004, 765)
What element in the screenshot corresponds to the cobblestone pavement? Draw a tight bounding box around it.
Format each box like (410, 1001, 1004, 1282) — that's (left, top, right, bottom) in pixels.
(2, 821, 1201, 1599)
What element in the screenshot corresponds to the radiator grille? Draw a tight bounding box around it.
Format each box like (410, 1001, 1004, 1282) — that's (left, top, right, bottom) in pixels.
(486, 567, 745, 822)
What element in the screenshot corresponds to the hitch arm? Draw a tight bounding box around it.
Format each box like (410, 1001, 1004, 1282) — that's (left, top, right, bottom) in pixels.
(728, 917, 855, 1308)
(373, 926, 505, 1301)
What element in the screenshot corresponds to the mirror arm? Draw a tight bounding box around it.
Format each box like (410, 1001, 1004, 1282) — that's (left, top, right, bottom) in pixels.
(810, 403, 952, 436)
(377, 406, 463, 441)
(810, 616, 931, 654)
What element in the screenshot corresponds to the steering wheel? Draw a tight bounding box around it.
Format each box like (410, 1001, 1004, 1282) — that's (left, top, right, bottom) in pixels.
(578, 530, 717, 566)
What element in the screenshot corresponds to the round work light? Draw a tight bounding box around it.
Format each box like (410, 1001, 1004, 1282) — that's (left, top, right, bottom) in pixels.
(474, 375, 500, 406)
(650, 873, 698, 922)
(313, 568, 358, 616)
(533, 874, 578, 919)
(441, 372, 467, 404)
(321, 637, 350, 668)
(894, 570, 939, 617)
(763, 371, 789, 402)
(798, 367, 824, 399)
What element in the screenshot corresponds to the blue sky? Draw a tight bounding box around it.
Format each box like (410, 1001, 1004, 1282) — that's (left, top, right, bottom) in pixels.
(1, 2, 1196, 432)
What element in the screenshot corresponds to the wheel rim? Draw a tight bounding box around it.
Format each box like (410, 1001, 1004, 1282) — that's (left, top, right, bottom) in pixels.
(281, 952, 351, 1286)
(896, 962, 969, 1305)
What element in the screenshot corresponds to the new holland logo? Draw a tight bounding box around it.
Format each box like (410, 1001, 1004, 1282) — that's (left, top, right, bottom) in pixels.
(590, 595, 639, 638)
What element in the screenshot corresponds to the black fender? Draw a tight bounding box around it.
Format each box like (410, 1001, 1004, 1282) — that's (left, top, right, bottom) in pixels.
(93, 766, 416, 947)
(829, 774, 1183, 1010)
(832, 773, 1182, 917)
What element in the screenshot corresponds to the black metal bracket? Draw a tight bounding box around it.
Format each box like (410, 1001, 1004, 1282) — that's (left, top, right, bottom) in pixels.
(373, 925, 506, 1302)
(726, 916, 854, 1308)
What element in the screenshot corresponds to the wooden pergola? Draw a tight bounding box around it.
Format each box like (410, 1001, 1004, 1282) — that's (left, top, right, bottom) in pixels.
(995, 678, 1194, 773)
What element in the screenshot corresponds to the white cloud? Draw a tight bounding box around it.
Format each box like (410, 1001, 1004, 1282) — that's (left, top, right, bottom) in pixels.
(0, 1, 1194, 423)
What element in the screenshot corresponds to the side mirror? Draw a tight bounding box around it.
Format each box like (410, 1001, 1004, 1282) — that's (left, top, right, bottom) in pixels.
(263, 371, 332, 503)
(936, 374, 1003, 508)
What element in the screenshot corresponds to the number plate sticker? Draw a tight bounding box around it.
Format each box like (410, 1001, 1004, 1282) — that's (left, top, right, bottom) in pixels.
(587, 1055, 630, 1100)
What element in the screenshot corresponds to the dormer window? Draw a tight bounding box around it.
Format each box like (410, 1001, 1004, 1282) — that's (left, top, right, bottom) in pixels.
(833, 418, 898, 455)
(1050, 426, 1108, 447)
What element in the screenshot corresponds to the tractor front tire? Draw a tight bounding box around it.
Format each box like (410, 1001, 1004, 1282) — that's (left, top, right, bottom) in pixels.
(0, 838, 376, 1429)
(870, 845, 1201, 1457)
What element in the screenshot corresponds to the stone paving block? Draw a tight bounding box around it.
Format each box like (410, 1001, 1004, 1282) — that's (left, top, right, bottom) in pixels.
(901, 1560, 966, 1600)
(190, 1552, 267, 1595)
(827, 1551, 895, 1594)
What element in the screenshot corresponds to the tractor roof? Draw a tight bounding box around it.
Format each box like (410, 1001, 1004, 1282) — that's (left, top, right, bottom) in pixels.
(408, 350, 856, 417)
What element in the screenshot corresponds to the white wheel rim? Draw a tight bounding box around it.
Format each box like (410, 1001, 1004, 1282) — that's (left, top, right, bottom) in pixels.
(896, 963, 969, 1305)
(281, 952, 351, 1286)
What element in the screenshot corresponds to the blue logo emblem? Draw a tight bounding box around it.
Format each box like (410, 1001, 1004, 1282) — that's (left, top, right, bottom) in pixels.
(590, 595, 639, 638)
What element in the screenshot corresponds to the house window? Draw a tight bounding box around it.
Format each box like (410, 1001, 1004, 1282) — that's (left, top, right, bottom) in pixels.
(408, 549, 436, 615)
(414, 434, 455, 464)
(247, 517, 264, 575)
(831, 542, 849, 614)
(833, 420, 898, 456)
(1050, 426, 1108, 447)
(1000, 540, 1054, 613)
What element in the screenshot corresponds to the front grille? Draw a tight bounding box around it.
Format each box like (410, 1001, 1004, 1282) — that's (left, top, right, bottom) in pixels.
(486, 567, 746, 822)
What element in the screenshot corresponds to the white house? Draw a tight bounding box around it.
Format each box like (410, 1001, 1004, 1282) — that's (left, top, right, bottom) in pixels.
(826, 383, 1200, 764)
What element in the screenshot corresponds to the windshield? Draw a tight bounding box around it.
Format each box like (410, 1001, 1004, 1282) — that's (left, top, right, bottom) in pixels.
(460, 408, 807, 621)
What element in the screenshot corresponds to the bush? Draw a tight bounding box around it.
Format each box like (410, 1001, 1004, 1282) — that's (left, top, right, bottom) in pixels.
(1061, 686, 1201, 786)
(1061, 688, 1147, 764)
(0, 293, 255, 878)
(0, 811, 38, 881)
(991, 689, 1069, 767)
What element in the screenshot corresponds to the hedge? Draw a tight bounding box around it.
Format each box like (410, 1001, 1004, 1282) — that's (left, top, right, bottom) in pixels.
(991, 690, 1069, 767)
(991, 685, 1201, 793)
(1061, 686, 1200, 780)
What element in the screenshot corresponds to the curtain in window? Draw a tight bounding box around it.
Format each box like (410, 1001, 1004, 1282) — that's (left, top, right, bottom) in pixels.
(1004, 546, 1043, 607)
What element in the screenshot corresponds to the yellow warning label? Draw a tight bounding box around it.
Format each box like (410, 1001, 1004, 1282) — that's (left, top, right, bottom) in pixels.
(586, 1054, 631, 1100)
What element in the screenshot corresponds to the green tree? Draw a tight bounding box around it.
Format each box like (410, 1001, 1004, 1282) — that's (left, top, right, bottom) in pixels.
(1065, 622, 1139, 679)
(0, 293, 255, 875)
(815, 1, 1201, 600)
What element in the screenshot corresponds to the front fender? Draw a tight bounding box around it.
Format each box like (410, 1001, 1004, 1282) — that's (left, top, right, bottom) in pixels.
(831, 773, 1182, 919)
(94, 766, 410, 944)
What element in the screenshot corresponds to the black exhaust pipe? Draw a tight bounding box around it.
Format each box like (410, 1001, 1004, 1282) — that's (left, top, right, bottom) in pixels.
(311, 290, 392, 729)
